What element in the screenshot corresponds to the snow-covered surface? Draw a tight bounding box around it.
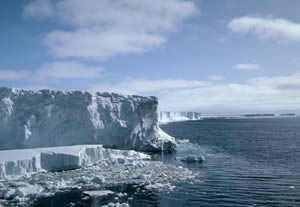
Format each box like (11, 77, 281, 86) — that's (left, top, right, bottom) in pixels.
(84, 190, 114, 197)
(0, 145, 150, 179)
(102, 202, 130, 207)
(159, 111, 201, 123)
(0, 87, 176, 152)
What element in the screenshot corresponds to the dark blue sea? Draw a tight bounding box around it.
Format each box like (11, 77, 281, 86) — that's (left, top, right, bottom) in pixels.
(35, 117, 300, 207)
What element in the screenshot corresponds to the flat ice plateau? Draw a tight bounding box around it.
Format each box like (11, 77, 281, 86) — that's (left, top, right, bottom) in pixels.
(0, 145, 150, 179)
(0, 87, 176, 152)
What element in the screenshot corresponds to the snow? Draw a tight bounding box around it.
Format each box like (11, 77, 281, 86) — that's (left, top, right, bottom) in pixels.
(0, 87, 176, 152)
(159, 111, 201, 123)
(144, 183, 176, 192)
(0, 145, 150, 179)
(102, 202, 130, 207)
(84, 190, 114, 197)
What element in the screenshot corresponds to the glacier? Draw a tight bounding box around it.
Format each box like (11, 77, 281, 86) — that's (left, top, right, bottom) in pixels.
(0, 87, 175, 152)
(0, 87, 205, 206)
(159, 111, 201, 123)
(0, 145, 150, 179)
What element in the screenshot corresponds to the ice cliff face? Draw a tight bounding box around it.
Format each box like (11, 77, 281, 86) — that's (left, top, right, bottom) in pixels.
(159, 111, 201, 123)
(0, 87, 175, 151)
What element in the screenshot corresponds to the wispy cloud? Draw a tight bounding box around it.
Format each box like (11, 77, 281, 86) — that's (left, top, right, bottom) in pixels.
(0, 70, 30, 80)
(208, 75, 224, 81)
(228, 16, 300, 42)
(233, 64, 261, 71)
(23, 0, 54, 19)
(37, 61, 103, 79)
(91, 79, 212, 95)
(0, 61, 103, 81)
(24, 0, 198, 60)
(91, 71, 300, 113)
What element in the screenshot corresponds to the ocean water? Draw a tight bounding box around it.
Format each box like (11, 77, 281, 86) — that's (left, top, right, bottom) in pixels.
(34, 117, 300, 206)
(158, 117, 300, 207)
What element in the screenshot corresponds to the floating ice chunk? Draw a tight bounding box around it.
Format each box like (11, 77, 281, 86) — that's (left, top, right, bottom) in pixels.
(180, 155, 205, 163)
(0, 158, 200, 205)
(0, 145, 151, 179)
(76, 176, 90, 184)
(4, 183, 43, 201)
(145, 182, 176, 192)
(102, 202, 130, 207)
(116, 192, 127, 197)
(15, 184, 43, 197)
(91, 176, 105, 184)
(84, 190, 114, 197)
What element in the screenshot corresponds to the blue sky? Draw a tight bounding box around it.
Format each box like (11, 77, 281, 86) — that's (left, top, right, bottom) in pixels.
(1, 0, 300, 113)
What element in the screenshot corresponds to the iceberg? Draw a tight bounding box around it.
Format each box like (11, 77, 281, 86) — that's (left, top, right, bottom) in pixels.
(0, 145, 150, 179)
(159, 111, 201, 123)
(179, 155, 205, 163)
(0, 87, 176, 152)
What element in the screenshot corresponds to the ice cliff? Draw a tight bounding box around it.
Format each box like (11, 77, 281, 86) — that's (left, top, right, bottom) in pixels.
(0, 87, 175, 151)
(159, 111, 201, 123)
(0, 145, 150, 179)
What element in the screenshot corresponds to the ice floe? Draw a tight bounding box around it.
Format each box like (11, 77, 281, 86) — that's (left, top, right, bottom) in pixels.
(0, 154, 200, 206)
(0, 145, 150, 179)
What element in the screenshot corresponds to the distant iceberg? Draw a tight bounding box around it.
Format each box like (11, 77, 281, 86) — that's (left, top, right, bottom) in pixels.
(159, 111, 201, 123)
(279, 113, 296, 117)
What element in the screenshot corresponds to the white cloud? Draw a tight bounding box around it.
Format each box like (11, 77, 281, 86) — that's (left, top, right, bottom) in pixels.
(0, 61, 103, 81)
(228, 16, 300, 42)
(233, 64, 261, 71)
(23, 0, 54, 19)
(208, 75, 224, 81)
(92, 79, 212, 95)
(44, 29, 166, 59)
(24, 0, 198, 60)
(0, 70, 30, 80)
(37, 61, 103, 79)
(23, 85, 52, 90)
(91, 72, 300, 113)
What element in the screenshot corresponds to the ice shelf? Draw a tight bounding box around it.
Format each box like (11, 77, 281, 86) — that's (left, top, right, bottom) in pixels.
(0, 87, 176, 152)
